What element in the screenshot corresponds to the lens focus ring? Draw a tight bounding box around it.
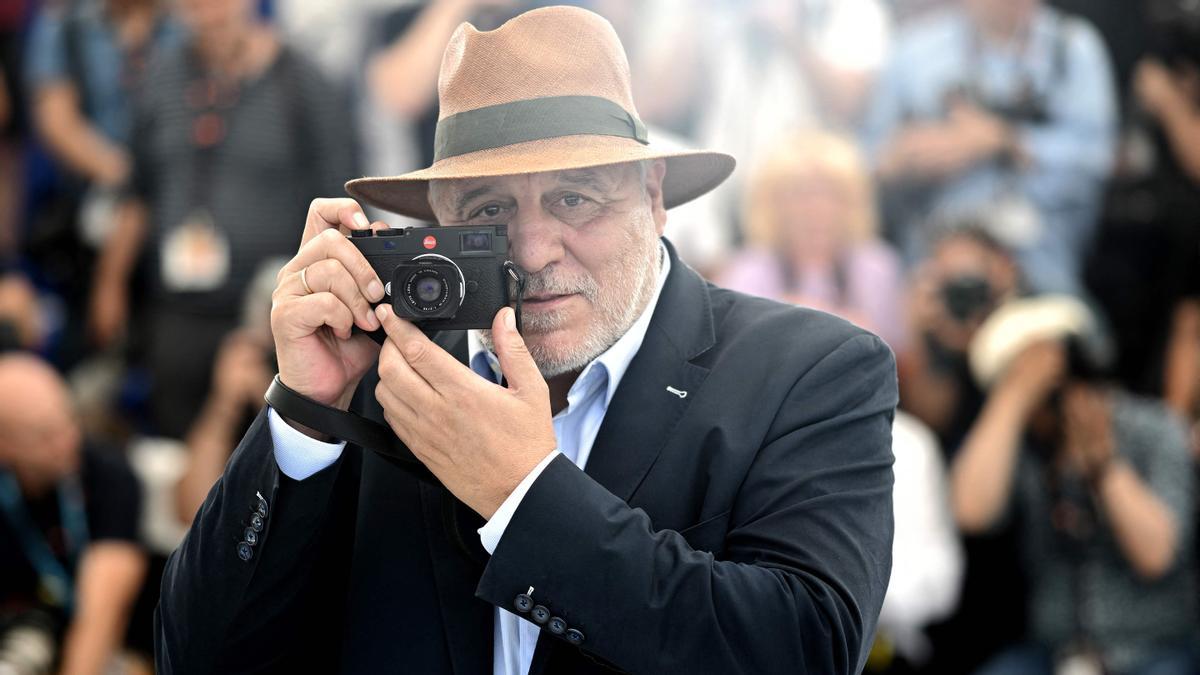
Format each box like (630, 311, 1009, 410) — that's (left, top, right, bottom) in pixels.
(404, 268, 451, 312)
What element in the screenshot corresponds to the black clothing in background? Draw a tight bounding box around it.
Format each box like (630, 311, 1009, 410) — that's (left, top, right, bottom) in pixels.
(919, 350, 1028, 675)
(0, 442, 141, 627)
(127, 43, 357, 438)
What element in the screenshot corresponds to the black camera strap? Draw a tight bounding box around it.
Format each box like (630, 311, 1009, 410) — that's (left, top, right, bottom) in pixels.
(265, 263, 528, 481)
(265, 375, 434, 479)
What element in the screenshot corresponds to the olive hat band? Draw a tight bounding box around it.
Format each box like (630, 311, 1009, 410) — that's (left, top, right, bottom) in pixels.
(433, 95, 649, 162)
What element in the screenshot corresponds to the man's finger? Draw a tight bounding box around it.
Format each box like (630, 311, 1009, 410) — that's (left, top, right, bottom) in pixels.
(279, 258, 380, 332)
(491, 307, 546, 400)
(375, 305, 473, 391)
(281, 228, 385, 304)
(272, 291, 356, 342)
(375, 350, 422, 420)
(300, 198, 372, 246)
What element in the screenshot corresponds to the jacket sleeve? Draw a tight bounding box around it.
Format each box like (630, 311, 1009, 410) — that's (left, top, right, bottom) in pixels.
(475, 333, 898, 674)
(155, 408, 360, 674)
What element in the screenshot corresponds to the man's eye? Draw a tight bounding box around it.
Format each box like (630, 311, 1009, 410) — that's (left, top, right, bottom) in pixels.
(471, 204, 505, 219)
(560, 194, 585, 208)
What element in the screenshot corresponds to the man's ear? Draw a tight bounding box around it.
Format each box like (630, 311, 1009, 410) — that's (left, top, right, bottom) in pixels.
(644, 159, 668, 236)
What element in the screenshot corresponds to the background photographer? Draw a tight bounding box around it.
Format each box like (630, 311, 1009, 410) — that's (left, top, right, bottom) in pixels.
(0, 354, 146, 675)
(950, 297, 1196, 675)
(896, 225, 1025, 674)
(899, 226, 1020, 449)
(863, 0, 1117, 297)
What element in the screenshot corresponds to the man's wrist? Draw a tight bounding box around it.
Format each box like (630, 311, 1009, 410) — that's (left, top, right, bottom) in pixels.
(272, 374, 357, 441)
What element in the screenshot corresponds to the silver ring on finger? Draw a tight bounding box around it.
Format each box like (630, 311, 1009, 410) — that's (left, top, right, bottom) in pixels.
(299, 266, 314, 295)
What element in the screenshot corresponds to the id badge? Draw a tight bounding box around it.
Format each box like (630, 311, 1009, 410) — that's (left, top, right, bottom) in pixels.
(161, 209, 231, 292)
(989, 192, 1043, 249)
(78, 185, 120, 248)
(1056, 647, 1105, 675)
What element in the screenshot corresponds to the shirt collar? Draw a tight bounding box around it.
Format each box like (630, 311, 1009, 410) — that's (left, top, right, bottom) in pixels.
(468, 241, 671, 410)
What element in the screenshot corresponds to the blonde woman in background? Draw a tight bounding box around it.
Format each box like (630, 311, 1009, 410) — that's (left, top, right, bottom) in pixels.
(719, 130, 908, 350)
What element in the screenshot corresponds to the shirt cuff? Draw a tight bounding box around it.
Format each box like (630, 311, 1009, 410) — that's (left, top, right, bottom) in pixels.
(478, 450, 561, 554)
(269, 407, 347, 480)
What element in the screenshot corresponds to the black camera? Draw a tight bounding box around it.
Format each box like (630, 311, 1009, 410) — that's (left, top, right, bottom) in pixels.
(941, 274, 995, 323)
(349, 224, 514, 337)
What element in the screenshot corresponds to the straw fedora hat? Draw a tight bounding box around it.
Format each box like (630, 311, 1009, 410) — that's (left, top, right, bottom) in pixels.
(344, 5, 735, 221)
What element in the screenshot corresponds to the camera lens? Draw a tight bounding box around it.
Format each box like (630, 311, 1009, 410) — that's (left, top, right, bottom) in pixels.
(393, 254, 466, 321)
(416, 276, 443, 303)
(403, 269, 451, 313)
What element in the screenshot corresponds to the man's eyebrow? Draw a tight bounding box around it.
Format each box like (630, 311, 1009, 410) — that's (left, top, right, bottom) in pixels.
(556, 169, 611, 191)
(450, 185, 499, 213)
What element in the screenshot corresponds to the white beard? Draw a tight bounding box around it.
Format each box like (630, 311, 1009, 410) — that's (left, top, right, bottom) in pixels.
(480, 212, 660, 378)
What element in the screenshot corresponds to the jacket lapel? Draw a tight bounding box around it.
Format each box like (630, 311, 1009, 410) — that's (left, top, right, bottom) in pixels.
(584, 239, 716, 502)
(529, 241, 717, 674)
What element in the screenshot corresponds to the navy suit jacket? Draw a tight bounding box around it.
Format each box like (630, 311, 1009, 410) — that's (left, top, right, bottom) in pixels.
(155, 239, 898, 674)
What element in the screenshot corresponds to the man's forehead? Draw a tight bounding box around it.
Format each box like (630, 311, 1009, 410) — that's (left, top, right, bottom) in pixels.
(433, 164, 633, 199)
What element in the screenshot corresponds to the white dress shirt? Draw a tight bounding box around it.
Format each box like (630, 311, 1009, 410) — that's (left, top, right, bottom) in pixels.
(268, 244, 670, 675)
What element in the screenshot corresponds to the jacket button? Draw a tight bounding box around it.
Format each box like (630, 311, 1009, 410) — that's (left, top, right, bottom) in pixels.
(249, 513, 264, 532)
(513, 594, 533, 613)
(237, 541, 254, 562)
(531, 605, 550, 624)
(243, 528, 259, 546)
(547, 617, 566, 635)
(565, 629, 585, 645)
(255, 498, 269, 519)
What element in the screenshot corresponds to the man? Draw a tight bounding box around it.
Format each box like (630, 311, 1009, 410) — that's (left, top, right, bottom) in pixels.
(156, 7, 897, 674)
(0, 354, 147, 674)
(953, 297, 1196, 674)
(88, 0, 356, 438)
(862, 0, 1116, 296)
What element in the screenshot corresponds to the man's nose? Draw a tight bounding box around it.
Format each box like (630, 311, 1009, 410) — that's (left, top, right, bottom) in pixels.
(507, 206, 564, 274)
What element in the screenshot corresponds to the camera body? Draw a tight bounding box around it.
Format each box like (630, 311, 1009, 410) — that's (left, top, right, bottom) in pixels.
(349, 224, 511, 333)
(940, 274, 994, 324)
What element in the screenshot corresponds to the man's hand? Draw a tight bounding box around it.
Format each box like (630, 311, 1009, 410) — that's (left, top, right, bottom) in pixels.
(997, 340, 1066, 415)
(1062, 384, 1115, 478)
(1135, 58, 1184, 120)
(878, 102, 1014, 180)
(271, 199, 388, 413)
(374, 304, 557, 519)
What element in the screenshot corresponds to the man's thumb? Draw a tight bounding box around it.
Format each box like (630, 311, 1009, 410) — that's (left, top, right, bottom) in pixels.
(493, 307, 542, 393)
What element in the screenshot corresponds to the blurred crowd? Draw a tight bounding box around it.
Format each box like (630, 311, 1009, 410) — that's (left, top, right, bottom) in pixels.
(0, 0, 1198, 673)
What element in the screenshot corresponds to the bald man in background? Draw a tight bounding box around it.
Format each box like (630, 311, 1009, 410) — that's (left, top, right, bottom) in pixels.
(0, 355, 146, 675)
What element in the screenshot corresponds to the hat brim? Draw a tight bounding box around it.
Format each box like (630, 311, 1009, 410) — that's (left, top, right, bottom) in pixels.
(345, 134, 735, 222)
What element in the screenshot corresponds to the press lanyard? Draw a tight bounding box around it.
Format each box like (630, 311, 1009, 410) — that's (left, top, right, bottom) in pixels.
(0, 470, 90, 613)
(183, 44, 247, 212)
